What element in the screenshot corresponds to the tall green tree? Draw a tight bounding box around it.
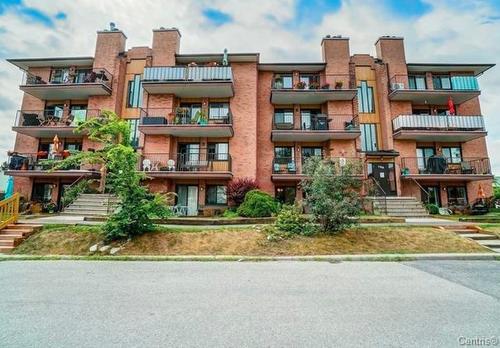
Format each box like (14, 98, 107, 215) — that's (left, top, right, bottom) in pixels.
(56, 110, 171, 241)
(301, 157, 362, 233)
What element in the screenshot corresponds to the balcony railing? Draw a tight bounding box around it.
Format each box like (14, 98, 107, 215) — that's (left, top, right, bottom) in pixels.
(5, 152, 99, 172)
(392, 114, 485, 132)
(14, 109, 99, 128)
(273, 114, 359, 131)
(401, 157, 491, 176)
(140, 107, 232, 125)
(139, 152, 231, 172)
(22, 68, 112, 88)
(143, 66, 233, 82)
(272, 157, 364, 175)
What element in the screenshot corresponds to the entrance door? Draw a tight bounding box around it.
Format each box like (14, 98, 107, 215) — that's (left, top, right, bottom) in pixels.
(421, 186, 440, 206)
(369, 163, 396, 196)
(176, 185, 198, 216)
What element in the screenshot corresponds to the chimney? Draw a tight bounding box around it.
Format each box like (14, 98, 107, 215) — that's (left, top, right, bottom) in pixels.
(94, 24, 127, 72)
(321, 35, 350, 86)
(375, 36, 407, 78)
(152, 27, 181, 66)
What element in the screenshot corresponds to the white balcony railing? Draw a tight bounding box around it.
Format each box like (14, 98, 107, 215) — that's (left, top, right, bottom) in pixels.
(393, 114, 485, 132)
(143, 66, 233, 82)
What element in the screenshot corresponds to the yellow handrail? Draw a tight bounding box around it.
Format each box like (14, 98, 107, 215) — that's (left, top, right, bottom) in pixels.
(0, 193, 20, 230)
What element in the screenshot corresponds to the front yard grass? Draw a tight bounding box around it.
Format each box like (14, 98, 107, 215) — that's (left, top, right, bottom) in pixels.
(12, 224, 489, 256)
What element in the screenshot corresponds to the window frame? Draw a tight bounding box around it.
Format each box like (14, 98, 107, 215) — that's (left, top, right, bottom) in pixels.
(360, 123, 378, 152)
(275, 186, 297, 205)
(126, 74, 143, 108)
(357, 81, 375, 113)
(206, 185, 227, 205)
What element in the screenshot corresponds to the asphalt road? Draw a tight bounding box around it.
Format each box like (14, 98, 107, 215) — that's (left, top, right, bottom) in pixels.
(0, 261, 499, 348)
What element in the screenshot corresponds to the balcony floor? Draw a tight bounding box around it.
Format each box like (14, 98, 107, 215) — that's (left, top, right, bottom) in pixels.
(388, 89, 480, 104)
(138, 124, 233, 137)
(142, 81, 234, 98)
(271, 129, 360, 142)
(12, 126, 82, 138)
(393, 129, 487, 142)
(4, 170, 100, 178)
(401, 174, 493, 182)
(141, 171, 233, 180)
(271, 89, 357, 104)
(20, 83, 111, 100)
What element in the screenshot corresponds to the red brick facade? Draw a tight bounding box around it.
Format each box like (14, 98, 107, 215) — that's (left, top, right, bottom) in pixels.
(6, 29, 494, 214)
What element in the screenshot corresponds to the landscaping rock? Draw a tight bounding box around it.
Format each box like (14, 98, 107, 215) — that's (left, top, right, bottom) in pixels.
(99, 245, 111, 252)
(89, 244, 99, 252)
(110, 247, 121, 255)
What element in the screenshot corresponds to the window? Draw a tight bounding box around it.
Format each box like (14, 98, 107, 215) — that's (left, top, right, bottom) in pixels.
(75, 68, 91, 83)
(357, 81, 374, 113)
(178, 143, 200, 163)
(447, 186, 467, 206)
(300, 109, 321, 130)
(209, 103, 229, 120)
(177, 103, 202, 124)
(64, 142, 82, 152)
(70, 105, 87, 125)
(360, 124, 378, 152)
(206, 185, 227, 205)
(274, 109, 294, 127)
(275, 74, 293, 89)
(416, 147, 435, 171)
(32, 183, 53, 203)
(432, 75, 451, 90)
(127, 119, 139, 148)
(208, 143, 229, 160)
(442, 147, 462, 164)
(45, 105, 64, 120)
(302, 147, 322, 164)
(408, 75, 426, 90)
(127, 74, 143, 108)
(299, 74, 320, 88)
(51, 68, 70, 83)
(275, 186, 296, 205)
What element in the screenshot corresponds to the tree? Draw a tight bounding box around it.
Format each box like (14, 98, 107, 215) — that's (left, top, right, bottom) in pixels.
(55, 110, 171, 241)
(301, 157, 362, 233)
(226, 177, 259, 206)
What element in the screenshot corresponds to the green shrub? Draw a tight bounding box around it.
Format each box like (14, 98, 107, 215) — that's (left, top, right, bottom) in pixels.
(275, 205, 316, 236)
(222, 209, 239, 218)
(426, 203, 439, 215)
(61, 179, 97, 207)
(237, 190, 279, 217)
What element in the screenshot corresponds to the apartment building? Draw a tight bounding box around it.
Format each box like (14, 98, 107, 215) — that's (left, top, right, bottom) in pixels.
(5, 27, 494, 215)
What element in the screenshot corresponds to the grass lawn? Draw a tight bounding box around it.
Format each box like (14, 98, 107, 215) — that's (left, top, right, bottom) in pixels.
(12, 224, 489, 256)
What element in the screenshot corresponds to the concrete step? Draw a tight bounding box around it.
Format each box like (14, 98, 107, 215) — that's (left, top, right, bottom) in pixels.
(61, 211, 109, 217)
(66, 205, 112, 210)
(479, 240, 500, 248)
(0, 240, 17, 247)
(64, 209, 114, 214)
(460, 233, 498, 240)
(0, 234, 24, 241)
(368, 196, 418, 200)
(0, 229, 34, 237)
(489, 248, 500, 253)
(0, 246, 14, 253)
(6, 224, 43, 231)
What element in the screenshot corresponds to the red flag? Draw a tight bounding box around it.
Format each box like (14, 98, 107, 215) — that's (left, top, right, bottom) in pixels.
(448, 96, 455, 115)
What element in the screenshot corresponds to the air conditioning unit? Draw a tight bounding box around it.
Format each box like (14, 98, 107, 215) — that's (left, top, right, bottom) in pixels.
(391, 82, 405, 90)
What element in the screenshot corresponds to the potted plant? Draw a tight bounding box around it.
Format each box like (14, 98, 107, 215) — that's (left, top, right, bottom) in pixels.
(295, 81, 306, 89)
(401, 167, 410, 176)
(335, 81, 343, 89)
(321, 83, 330, 89)
(309, 82, 320, 89)
(43, 202, 57, 214)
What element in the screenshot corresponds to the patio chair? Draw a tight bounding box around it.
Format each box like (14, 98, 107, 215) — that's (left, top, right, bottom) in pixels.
(287, 161, 297, 173)
(142, 159, 152, 171)
(21, 113, 41, 126)
(460, 161, 474, 174)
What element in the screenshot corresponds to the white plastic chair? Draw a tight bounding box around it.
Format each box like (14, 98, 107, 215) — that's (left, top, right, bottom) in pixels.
(167, 159, 176, 171)
(142, 159, 152, 171)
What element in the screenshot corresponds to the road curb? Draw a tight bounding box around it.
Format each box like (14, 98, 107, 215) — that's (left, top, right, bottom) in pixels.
(0, 253, 498, 262)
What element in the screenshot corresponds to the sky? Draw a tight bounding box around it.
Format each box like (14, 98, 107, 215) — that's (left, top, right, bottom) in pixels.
(0, 0, 499, 189)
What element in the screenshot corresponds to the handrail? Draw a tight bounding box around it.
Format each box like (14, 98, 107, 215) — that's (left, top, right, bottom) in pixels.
(60, 175, 88, 210)
(369, 176, 388, 215)
(409, 177, 430, 203)
(0, 193, 20, 230)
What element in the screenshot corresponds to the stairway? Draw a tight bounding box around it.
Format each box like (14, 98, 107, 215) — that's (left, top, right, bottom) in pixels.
(62, 193, 119, 217)
(0, 223, 43, 253)
(448, 226, 500, 253)
(369, 196, 429, 217)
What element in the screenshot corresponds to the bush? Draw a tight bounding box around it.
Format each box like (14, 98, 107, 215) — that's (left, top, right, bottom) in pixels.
(426, 203, 439, 215)
(61, 179, 97, 207)
(227, 178, 259, 206)
(222, 209, 239, 218)
(237, 190, 279, 217)
(275, 205, 316, 236)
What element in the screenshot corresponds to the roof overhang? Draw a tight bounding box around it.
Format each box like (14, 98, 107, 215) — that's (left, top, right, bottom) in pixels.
(142, 81, 234, 98)
(271, 89, 357, 104)
(175, 53, 259, 64)
(259, 63, 325, 72)
(20, 83, 111, 100)
(388, 89, 480, 104)
(139, 124, 233, 137)
(271, 130, 360, 142)
(393, 130, 487, 142)
(8, 57, 94, 70)
(407, 63, 495, 76)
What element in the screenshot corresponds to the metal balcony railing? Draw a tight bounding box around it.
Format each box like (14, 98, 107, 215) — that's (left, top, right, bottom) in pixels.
(392, 114, 485, 132)
(389, 74, 479, 91)
(139, 152, 231, 172)
(143, 66, 233, 82)
(5, 152, 98, 171)
(401, 157, 491, 175)
(140, 107, 232, 125)
(272, 156, 364, 175)
(22, 68, 112, 88)
(272, 114, 359, 131)
(14, 109, 100, 127)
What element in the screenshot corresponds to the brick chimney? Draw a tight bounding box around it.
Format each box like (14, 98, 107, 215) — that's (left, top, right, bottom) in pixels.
(94, 26, 127, 73)
(321, 35, 350, 87)
(375, 36, 407, 79)
(152, 28, 181, 66)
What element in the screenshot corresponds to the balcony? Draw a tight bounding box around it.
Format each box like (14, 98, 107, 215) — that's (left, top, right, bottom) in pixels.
(12, 109, 99, 137)
(392, 114, 486, 141)
(270, 79, 356, 104)
(142, 66, 234, 97)
(20, 68, 112, 99)
(401, 157, 493, 182)
(388, 75, 480, 104)
(271, 157, 364, 181)
(271, 114, 360, 141)
(139, 152, 232, 179)
(138, 107, 233, 137)
(3, 152, 100, 178)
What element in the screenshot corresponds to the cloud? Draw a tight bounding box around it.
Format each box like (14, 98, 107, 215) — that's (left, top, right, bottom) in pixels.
(0, 0, 499, 175)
